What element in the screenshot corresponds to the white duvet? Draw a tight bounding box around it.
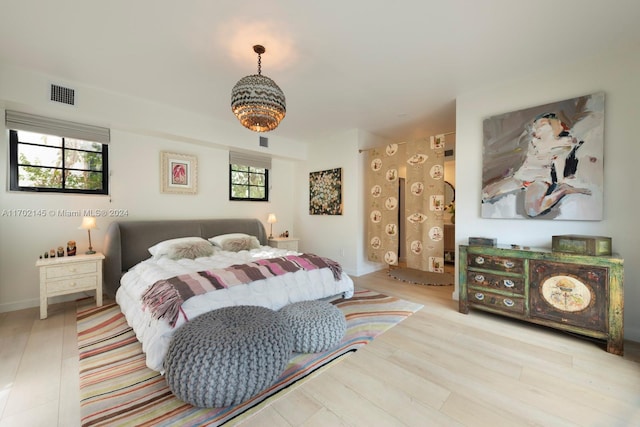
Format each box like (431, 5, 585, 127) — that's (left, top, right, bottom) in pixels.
(115, 246, 354, 372)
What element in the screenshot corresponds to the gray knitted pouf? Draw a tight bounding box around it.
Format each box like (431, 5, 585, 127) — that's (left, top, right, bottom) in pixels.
(279, 300, 347, 353)
(163, 305, 293, 408)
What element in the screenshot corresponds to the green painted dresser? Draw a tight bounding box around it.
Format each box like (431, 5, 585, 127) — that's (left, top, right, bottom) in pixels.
(459, 245, 624, 355)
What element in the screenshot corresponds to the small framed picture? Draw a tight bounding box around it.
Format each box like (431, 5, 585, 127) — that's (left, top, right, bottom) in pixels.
(160, 151, 197, 194)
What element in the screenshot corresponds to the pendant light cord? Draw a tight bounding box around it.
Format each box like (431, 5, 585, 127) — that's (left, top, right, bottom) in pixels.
(257, 52, 262, 75)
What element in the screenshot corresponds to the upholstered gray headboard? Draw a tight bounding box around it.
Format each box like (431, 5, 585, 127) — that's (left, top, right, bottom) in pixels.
(103, 218, 267, 297)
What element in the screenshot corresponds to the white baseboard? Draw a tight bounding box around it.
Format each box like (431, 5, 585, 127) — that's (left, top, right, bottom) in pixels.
(0, 293, 96, 314)
(0, 297, 39, 314)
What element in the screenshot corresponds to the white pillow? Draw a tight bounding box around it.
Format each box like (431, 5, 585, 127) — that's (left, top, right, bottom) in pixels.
(208, 233, 261, 252)
(148, 237, 210, 257)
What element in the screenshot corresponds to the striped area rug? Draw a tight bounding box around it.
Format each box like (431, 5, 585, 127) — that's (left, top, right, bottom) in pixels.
(78, 289, 423, 426)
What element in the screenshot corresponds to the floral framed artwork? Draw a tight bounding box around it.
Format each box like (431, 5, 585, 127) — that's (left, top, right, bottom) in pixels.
(309, 167, 343, 215)
(160, 151, 198, 194)
(481, 92, 604, 220)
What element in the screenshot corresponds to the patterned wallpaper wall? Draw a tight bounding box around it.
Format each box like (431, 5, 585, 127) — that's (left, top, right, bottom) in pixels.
(366, 138, 446, 272)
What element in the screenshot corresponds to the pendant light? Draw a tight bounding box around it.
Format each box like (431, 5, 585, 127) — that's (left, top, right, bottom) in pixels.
(231, 45, 286, 132)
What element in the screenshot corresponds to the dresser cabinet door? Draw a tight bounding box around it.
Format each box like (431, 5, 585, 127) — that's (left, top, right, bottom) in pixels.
(529, 261, 608, 332)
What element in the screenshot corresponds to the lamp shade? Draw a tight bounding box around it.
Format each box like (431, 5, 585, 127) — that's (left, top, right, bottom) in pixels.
(79, 216, 97, 230)
(267, 213, 277, 224)
(79, 216, 97, 254)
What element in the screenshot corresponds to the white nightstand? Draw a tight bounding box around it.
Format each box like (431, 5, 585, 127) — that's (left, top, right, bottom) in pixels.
(268, 237, 300, 252)
(36, 252, 104, 319)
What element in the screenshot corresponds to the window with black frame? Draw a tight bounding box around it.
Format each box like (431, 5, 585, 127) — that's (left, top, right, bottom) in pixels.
(228, 151, 271, 202)
(9, 130, 108, 194)
(6, 111, 110, 195)
(229, 163, 269, 201)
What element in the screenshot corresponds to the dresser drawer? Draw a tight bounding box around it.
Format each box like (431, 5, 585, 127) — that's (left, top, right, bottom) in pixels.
(467, 271, 525, 294)
(47, 275, 98, 293)
(269, 238, 299, 251)
(279, 241, 298, 251)
(467, 254, 524, 274)
(468, 290, 525, 314)
(45, 261, 98, 279)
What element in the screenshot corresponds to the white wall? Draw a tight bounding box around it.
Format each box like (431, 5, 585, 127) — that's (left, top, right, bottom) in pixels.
(0, 64, 302, 312)
(454, 45, 640, 341)
(294, 129, 388, 277)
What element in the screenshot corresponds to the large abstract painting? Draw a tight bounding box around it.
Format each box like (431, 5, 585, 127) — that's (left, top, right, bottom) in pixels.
(481, 92, 604, 220)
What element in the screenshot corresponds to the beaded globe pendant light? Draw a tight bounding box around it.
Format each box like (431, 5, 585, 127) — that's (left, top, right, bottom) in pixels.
(231, 45, 286, 132)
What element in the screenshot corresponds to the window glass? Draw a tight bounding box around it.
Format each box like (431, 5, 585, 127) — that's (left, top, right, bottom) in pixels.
(18, 130, 62, 147)
(17, 166, 62, 188)
(64, 149, 103, 170)
(18, 144, 61, 168)
(65, 138, 102, 152)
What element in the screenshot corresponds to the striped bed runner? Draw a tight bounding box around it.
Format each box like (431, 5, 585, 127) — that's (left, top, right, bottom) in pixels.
(77, 289, 423, 426)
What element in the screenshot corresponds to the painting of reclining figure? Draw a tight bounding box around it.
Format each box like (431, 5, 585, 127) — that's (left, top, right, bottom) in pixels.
(481, 92, 604, 220)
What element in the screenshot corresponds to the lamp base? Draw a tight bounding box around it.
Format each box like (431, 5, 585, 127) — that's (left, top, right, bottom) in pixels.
(85, 250, 96, 255)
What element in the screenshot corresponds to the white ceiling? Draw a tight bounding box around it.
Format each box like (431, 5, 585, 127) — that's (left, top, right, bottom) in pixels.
(1, 1, 639, 143)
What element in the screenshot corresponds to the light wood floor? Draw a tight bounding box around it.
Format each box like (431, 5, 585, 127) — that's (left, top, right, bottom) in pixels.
(1, 268, 639, 426)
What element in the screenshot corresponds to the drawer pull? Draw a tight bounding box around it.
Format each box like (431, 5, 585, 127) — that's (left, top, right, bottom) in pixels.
(503, 261, 515, 268)
(503, 299, 515, 307)
(474, 292, 485, 301)
(475, 256, 485, 264)
(503, 279, 515, 288)
(474, 274, 485, 283)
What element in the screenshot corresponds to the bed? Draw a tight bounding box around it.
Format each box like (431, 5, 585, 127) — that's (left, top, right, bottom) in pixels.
(103, 218, 354, 372)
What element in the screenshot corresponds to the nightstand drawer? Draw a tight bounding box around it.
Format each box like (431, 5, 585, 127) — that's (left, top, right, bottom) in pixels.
(279, 241, 298, 251)
(268, 238, 299, 251)
(45, 261, 98, 279)
(47, 275, 98, 293)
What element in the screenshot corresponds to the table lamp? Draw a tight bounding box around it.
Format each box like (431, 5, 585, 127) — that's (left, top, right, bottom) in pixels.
(267, 213, 277, 239)
(79, 216, 97, 254)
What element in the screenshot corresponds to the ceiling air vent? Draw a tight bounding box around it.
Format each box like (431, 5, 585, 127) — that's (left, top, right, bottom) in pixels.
(259, 136, 269, 148)
(50, 84, 75, 106)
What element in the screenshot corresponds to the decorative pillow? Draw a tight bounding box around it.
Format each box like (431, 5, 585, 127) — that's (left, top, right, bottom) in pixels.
(148, 237, 210, 257)
(208, 233, 261, 252)
(166, 240, 216, 260)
